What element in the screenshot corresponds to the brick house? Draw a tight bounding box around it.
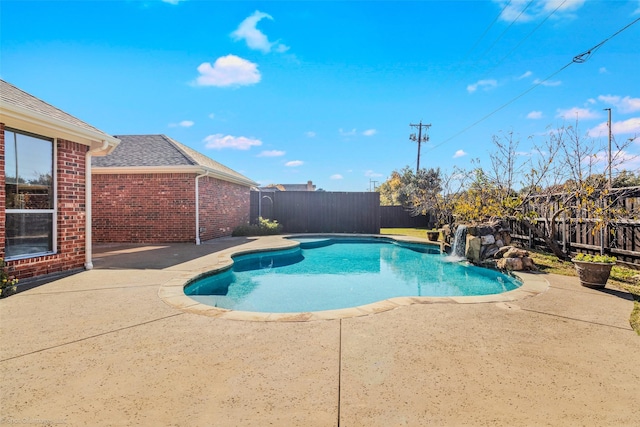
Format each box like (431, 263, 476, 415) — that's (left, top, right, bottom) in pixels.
(91, 134, 256, 244)
(0, 79, 120, 280)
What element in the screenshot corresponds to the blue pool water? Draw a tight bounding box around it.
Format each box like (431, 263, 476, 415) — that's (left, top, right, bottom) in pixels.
(184, 237, 521, 313)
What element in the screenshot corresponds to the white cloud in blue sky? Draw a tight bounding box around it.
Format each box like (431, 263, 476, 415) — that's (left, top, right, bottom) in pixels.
(556, 107, 600, 120)
(598, 95, 640, 114)
(453, 150, 467, 158)
(467, 79, 498, 93)
(527, 111, 543, 120)
(330, 174, 343, 180)
(364, 170, 383, 178)
(496, 0, 586, 23)
(339, 128, 357, 137)
(204, 134, 262, 150)
(362, 129, 377, 136)
(258, 150, 285, 157)
(534, 78, 562, 87)
(231, 10, 289, 54)
(285, 160, 304, 167)
(169, 120, 194, 128)
(194, 55, 260, 87)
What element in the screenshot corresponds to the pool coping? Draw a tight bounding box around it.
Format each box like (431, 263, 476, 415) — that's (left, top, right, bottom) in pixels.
(158, 234, 550, 322)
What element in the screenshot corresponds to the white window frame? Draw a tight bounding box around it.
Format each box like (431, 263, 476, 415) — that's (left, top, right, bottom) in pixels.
(4, 129, 57, 260)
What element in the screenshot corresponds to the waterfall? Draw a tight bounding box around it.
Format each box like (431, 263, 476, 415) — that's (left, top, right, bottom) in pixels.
(447, 225, 467, 261)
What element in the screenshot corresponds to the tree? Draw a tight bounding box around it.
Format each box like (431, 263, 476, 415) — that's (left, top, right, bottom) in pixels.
(377, 170, 404, 206)
(377, 166, 443, 219)
(479, 121, 638, 259)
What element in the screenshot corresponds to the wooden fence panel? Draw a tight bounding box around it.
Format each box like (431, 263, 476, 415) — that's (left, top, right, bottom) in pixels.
(250, 191, 380, 234)
(380, 206, 431, 228)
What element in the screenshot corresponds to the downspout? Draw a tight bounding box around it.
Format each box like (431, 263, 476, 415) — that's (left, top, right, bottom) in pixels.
(195, 171, 212, 245)
(85, 140, 109, 270)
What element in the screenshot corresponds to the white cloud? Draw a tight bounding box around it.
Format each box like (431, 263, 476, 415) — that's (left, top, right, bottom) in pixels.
(285, 160, 304, 167)
(161, 0, 185, 4)
(467, 79, 497, 93)
(598, 95, 640, 114)
(339, 128, 357, 136)
(362, 129, 377, 136)
(305, 131, 316, 138)
(587, 118, 640, 137)
(527, 111, 543, 119)
(556, 107, 600, 120)
(496, 0, 586, 22)
(517, 70, 533, 80)
(231, 10, 289, 54)
(169, 120, 194, 128)
(599, 67, 608, 74)
(453, 150, 467, 158)
(203, 134, 262, 150)
(208, 113, 215, 119)
(330, 174, 343, 180)
(257, 150, 285, 157)
(364, 170, 383, 178)
(194, 55, 260, 87)
(533, 78, 561, 87)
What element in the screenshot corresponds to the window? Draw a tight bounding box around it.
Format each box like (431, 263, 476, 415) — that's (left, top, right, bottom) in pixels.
(4, 129, 55, 259)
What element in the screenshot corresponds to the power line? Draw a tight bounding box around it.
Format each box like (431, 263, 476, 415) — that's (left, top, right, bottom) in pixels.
(428, 16, 640, 153)
(480, 0, 567, 79)
(462, 0, 512, 61)
(477, 0, 535, 60)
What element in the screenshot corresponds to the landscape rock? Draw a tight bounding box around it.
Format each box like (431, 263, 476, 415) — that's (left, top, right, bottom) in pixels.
(465, 236, 482, 263)
(503, 247, 529, 258)
(497, 257, 524, 271)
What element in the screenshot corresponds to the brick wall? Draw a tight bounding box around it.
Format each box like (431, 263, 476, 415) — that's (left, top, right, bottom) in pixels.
(92, 173, 251, 243)
(92, 173, 196, 243)
(1, 130, 89, 279)
(198, 176, 250, 241)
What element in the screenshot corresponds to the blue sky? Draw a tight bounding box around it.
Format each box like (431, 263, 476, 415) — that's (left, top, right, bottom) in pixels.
(2, 0, 639, 191)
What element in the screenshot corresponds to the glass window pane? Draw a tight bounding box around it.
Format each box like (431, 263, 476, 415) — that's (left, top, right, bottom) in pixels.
(4, 130, 53, 209)
(5, 212, 54, 258)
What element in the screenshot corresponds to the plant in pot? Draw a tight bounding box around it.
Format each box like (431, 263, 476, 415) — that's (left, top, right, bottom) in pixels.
(0, 258, 18, 298)
(571, 253, 616, 289)
(426, 229, 440, 241)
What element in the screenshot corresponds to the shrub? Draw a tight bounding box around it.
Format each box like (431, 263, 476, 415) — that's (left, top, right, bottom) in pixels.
(0, 258, 18, 298)
(232, 217, 283, 236)
(573, 253, 617, 263)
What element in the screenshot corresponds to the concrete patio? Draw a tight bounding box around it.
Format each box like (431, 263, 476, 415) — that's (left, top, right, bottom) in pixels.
(1, 236, 639, 426)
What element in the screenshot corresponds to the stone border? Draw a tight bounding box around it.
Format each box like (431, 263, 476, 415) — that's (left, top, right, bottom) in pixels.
(158, 234, 549, 322)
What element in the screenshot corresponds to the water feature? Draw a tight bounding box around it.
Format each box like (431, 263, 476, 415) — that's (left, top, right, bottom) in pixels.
(447, 225, 467, 261)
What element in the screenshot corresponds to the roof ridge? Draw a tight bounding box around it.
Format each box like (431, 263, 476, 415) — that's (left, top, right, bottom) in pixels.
(160, 134, 198, 166)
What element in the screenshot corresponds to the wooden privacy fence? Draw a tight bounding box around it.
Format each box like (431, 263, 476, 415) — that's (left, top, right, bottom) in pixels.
(250, 191, 380, 234)
(505, 187, 640, 267)
(380, 206, 431, 228)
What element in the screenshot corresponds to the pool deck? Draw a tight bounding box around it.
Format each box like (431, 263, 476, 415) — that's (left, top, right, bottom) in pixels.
(1, 235, 639, 426)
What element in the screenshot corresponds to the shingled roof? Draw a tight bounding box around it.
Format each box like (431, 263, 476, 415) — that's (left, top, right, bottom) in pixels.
(0, 79, 118, 152)
(92, 134, 256, 187)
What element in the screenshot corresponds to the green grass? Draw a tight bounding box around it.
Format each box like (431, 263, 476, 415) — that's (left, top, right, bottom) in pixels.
(380, 227, 431, 239)
(381, 227, 640, 335)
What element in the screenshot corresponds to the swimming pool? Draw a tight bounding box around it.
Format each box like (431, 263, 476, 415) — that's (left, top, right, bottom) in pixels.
(184, 237, 521, 313)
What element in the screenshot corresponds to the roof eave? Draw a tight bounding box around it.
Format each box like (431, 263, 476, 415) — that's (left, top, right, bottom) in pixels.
(92, 165, 258, 187)
(0, 103, 119, 155)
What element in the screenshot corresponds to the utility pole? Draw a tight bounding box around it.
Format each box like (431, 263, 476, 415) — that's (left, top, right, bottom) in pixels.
(369, 179, 378, 192)
(604, 108, 612, 188)
(409, 121, 431, 172)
